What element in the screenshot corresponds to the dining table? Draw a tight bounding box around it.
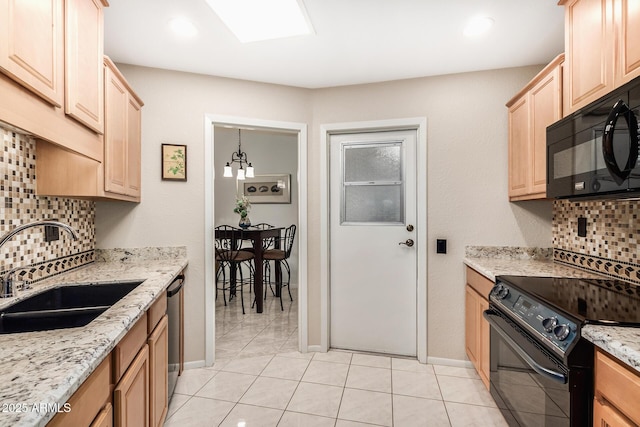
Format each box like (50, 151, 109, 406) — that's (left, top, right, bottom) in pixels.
(215, 225, 283, 313)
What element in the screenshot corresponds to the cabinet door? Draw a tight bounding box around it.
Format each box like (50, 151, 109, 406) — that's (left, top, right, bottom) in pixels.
(65, 0, 104, 133)
(465, 286, 479, 366)
(508, 96, 530, 198)
(0, 0, 64, 106)
(104, 63, 128, 196)
(594, 397, 635, 427)
(615, 0, 640, 85)
(529, 64, 562, 197)
(126, 95, 142, 197)
(114, 344, 150, 427)
(148, 315, 168, 427)
(564, 0, 614, 113)
(479, 296, 490, 390)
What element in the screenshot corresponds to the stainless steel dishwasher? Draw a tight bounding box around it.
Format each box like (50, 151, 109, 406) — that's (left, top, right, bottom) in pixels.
(167, 273, 185, 402)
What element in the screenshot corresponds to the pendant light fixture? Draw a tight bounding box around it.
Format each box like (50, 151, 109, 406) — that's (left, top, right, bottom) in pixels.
(223, 129, 254, 180)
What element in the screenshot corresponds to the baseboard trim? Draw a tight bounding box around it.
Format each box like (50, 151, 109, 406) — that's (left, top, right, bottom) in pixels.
(427, 356, 473, 368)
(306, 345, 323, 353)
(183, 360, 207, 370)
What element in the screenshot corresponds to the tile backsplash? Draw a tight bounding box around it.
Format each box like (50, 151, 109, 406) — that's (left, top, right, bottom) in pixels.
(553, 199, 640, 284)
(0, 125, 95, 281)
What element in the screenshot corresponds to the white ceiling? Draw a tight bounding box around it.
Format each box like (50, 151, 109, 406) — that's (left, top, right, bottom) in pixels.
(103, 0, 564, 89)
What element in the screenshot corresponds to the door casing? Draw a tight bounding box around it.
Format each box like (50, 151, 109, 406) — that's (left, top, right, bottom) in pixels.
(320, 117, 428, 362)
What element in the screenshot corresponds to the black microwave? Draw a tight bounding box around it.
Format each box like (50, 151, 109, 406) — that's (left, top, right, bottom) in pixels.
(547, 78, 640, 200)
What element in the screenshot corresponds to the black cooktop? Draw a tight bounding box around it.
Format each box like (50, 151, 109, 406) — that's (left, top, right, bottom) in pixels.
(496, 275, 640, 326)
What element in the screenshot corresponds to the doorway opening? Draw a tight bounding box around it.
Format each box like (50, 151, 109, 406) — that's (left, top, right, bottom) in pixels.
(204, 115, 308, 366)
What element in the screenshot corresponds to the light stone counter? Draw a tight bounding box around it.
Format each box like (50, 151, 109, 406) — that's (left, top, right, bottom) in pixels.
(464, 246, 640, 374)
(0, 247, 188, 427)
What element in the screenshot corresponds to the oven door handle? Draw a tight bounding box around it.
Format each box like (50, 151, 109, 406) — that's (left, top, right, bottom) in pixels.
(483, 310, 568, 384)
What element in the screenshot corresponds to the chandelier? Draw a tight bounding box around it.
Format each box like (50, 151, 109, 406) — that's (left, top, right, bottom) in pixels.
(223, 129, 254, 180)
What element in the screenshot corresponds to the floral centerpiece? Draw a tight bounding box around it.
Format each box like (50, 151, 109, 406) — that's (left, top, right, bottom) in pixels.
(234, 195, 251, 228)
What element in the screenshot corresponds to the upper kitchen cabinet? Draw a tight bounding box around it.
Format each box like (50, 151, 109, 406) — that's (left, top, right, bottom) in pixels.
(561, 0, 640, 114)
(36, 58, 143, 202)
(0, 0, 64, 106)
(507, 54, 563, 201)
(65, 0, 106, 134)
(104, 56, 143, 201)
(0, 0, 107, 161)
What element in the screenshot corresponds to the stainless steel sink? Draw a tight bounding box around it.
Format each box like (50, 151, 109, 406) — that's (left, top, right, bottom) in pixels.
(0, 281, 144, 334)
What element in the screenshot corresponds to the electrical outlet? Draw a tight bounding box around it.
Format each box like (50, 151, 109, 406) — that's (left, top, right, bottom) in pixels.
(44, 225, 59, 242)
(578, 217, 587, 237)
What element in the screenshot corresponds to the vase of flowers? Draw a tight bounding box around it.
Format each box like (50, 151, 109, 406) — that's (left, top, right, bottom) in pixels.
(234, 195, 251, 228)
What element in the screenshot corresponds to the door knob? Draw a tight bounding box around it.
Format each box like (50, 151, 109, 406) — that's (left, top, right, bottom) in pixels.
(399, 239, 414, 247)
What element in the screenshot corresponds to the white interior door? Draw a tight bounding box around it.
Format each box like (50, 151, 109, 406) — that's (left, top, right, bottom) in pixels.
(330, 129, 417, 356)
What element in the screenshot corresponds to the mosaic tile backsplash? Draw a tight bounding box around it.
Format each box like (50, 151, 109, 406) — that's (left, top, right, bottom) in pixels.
(0, 126, 95, 281)
(553, 199, 640, 284)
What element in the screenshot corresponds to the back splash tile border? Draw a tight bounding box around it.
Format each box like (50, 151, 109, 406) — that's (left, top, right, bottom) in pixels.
(0, 126, 95, 278)
(554, 249, 640, 285)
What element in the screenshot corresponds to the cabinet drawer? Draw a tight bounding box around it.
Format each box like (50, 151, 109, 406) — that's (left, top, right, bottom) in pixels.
(113, 313, 147, 382)
(48, 356, 111, 427)
(147, 294, 167, 334)
(466, 267, 493, 299)
(90, 402, 113, 427)
(595, 349, 640, 424)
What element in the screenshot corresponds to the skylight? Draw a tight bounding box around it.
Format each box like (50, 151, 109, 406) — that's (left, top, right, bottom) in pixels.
(205, 0, 313, 43)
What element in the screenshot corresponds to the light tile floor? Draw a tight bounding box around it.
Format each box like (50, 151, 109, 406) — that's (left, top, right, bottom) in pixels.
(165, 287, 508, 426)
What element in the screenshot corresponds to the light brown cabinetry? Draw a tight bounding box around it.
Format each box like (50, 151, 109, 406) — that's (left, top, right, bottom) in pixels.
(36, 58, 143, 202)
(112, 295, 168, 427)
(506, 54, 563, 201)
(114, 344, 149, 427)
(48, 357, 111, 427)
(65, 0, 105, 133)
(104, 56, 143, 200)
(464, 266, 492, 389)
(149, 316, 169, 427)
(0, 0, 105, 160)
(593, 348, 640, 426)
(561, 0, 640, 114)
(0, 0, 64, 106)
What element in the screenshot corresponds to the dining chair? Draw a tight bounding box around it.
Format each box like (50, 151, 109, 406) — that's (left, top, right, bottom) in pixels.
(215, 225, 255, 314)
(263, 224, 296, 310)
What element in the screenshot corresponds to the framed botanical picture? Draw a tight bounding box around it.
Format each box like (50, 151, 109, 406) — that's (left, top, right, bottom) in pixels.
(162, 144, 187, 181)
(240, 174, 291, 204)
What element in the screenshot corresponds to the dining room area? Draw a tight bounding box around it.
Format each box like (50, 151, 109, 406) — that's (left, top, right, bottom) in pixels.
(213, 125, 300, 359)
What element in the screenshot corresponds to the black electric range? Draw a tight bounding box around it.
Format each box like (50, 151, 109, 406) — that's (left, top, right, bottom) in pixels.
(484, 275, 640, 427)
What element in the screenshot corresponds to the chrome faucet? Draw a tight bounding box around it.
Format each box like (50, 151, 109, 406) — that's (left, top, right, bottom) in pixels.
(0, 221, 79, 298)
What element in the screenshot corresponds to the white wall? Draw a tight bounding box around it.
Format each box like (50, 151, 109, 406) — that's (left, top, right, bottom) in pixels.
(96, 63, 553, 363)
(214, 126, 299, 283)
(310, 67, 553, 358)
(95, 66, 312, 363)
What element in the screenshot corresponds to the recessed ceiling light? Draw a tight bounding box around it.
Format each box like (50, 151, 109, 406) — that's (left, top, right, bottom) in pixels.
(463, 16, 494, 38)
(205, 0, 314, 43)
(169, 17, 198, 38)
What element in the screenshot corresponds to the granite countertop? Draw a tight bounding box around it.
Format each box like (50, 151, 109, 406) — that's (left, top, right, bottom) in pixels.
(0, 248, 188, 427)
(464, 246, 640, 375)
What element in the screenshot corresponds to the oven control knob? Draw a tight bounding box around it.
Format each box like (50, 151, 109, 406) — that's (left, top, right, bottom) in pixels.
(497, 286, 509, 299)
(542, 317, 558, 333)
(553, 324, 571, 341)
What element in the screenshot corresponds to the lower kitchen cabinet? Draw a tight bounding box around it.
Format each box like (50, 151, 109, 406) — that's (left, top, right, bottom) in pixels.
(48, 357, 111, 427)
(465, 266, 492, 389)
(594, 348, 640, 426)
(47, 292, 168, 427)
(149, 315, 169, 427)
(114, 344, 149, 427)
